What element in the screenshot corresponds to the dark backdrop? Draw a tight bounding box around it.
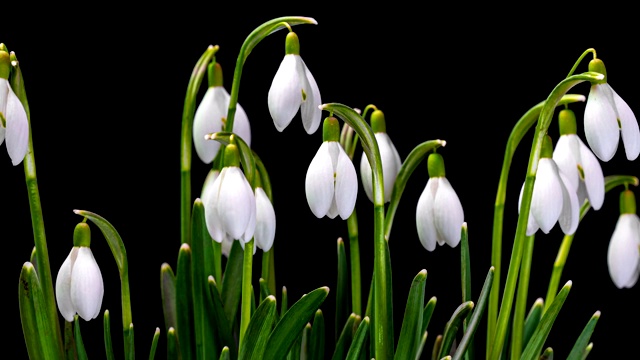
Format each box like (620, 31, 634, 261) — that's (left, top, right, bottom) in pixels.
(3, 7, 639, 360)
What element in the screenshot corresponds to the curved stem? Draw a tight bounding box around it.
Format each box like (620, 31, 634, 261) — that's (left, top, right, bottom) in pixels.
(566, 48, 596, 78)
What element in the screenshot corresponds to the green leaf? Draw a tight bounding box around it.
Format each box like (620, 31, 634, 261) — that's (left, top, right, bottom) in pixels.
(422, 296, 437, 335)
(176, 244, 194, 360)
(260, 278, 271, 304)
(437, 301, 474, 359)
(332, 313, 360, 360)
(415, 331, 428, 360)
(238, 295, 276, 360)
(395, 269, 427, 359)
(161, 263, 178, 332)
(432, 334, 443, 360)
(582, 343, 593, 359)
(148, 327, 160, 360)
(18, 262, 46, 360)
(264, 287, 330, 360)
(207, 276, 237, 358)
(167, 327, 180, 360)
(309, 310, 325, 360)
(219, 346, 231, 360)
(523, 298, 544, 349)
(345, 316, 370, 360)
(221, 240, 245, 325)
(279, 286, 289, 324)
(300, 323, 312, 359)
(540, 347, 553, 360)
(74, 315, 88, 360)
(521, 281, 572, 360)
(567, 311, 600, 360)
(336, 238, 350, 340)
(104, 310, 115, 360)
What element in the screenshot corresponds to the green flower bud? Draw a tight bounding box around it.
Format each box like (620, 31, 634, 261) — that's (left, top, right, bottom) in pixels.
(620, 190, 637, 215)
(558, 109, 577, 136)
(428, 152, 446, 178)
(370, 109, 386, 133)
(285, 32, 300, 55)
(73, 222, 92, 247)
(322, 116, 340, 142)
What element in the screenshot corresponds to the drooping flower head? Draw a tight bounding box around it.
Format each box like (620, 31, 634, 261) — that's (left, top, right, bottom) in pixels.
(583, 57, 640, 162)
(360, 109, 402, 203)
(552, 108, 605, 210)
(608, 189, 640, 289)
(416, 152, 465, 251)
(0, 44, 29, 166)
(267, 31, 321, 134)
(193, 62, 251, 164)
(519, 134, 579, 236)
(55, 222, 104, 322)
(306, 116, 358, 220)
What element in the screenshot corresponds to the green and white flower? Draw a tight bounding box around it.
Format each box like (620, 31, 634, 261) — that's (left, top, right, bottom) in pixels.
(0, 47, 29, 166)
(607, 190, 640, 289)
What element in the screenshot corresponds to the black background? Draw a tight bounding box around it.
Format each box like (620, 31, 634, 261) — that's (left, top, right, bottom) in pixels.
(3, 6, 639, 360)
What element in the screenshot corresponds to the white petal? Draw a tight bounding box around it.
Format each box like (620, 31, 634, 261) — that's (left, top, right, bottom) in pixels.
(433, 177, 464, 248)
(607, 214, 640, 289)
(5, 85, 29, 165)
(558, 172, 580, 235)
(216, 167, 255, 240)
(359, 152, 374, 202)
(204, 170, 226, 243)
(268, 55, 300, 132)
(578, 139, 605, 210)
(375, 133, 402, 203)
(55, 247, 78, 322)
(233, 102, 252, 147)
(518, 182, 540, 236)
(531, 159, 563, 234)
(220, 236, 233, 257)
(552, 135, 580, 192)
(416, 178, 438, 251)
(334, 144, 358, 220)
(305, 142, 334, 218)
(241, 182, 257, 244)
(584, 84, 619, 162)
(0, 79, 9, 146)
(70, 248, 104, 321)
(200, 169, 220, 205)
(254, 187, 276, 252)
(610, 86, 640, 160)
(298, 57, 322, 134)
(192, 87, 224, 164)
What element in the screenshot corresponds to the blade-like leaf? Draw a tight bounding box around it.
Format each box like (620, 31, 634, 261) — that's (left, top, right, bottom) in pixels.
(540, 347, 553, 360)
(423, 296, 437, 335)
(176, 244, 194, 360)
(238, 295, 276, 360)
(336, 238, 350, 340)
(438, 301, 474, 359)
(264, 287, 330, 360)
(221, 240, 244, 325)
(345, 316, 370, 360)
(415, 331, 428, 360)
(74, 315, 88, 360)
(207, 276, 237, 358)
(219, 346, 231, 360)
(18, 262, 45, 360)
(167, 327, 179, 360)
(395, 269, 427, 359)
(332, 313, 360, 360)
(309, 310, 325, 360)
(148, 327, 160, 360)
(567, 311, 600, 360)
(104, 310, 115, 360)
(161, 263, 178, 332)
(523, 298, 544, 349)
(432, 334, 443, 360)
(300, 323, 312, 360)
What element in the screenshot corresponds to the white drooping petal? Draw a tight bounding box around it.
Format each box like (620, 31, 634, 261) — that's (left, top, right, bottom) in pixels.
(5, 85, 29, 165)
(306, 142, 334, 218)
(193, 87, 224, 164)
(200, 169, 220, 205)
(376, 133, 402, 203)
(610, 86, 640, 160)
(359, 152, 374, 202)
(334, 144, 358, 220)
(557, 172, 579, 235)
(203, 170, 226, 243)
(241, 184, 257, 244)
(518, 184, 540, 236)
(433, 177, 464, 248)
(298, 57, 322, 134)
(219, 88, 252, 147)
(584, 84, 619, 162)
(530, 159, 563, 234)
(220, 236, 233, 258)
(268, 55, 301, 132)
(552, 135, 580, 192)
(254, 187, 276, 252)
(578, 139, 605, 210)
(607, 214, 640, 289)
(216, 167, 255, 240)
(0, 79, 8, 146)
(416, 178, 438, 251)
(55, 247, 79, 322)
(70, 247, 104, 321)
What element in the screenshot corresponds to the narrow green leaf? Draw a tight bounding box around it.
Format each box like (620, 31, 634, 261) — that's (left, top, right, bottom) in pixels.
(207, 276, 237, 358)
(415, 331, 428, 360)
(260, 278, 271, 303)
(219, 346, 231, 360)
(74, 315, 88, 360)
(279, 286, 288, 324)
(176, 244, 194, 360)
(540, 347, 553, 360)
(452, 267, 495, 360)
(238, 295, 276, 360)
(336, 238, 350, 340)
(523, 298, 544, 349)
(438, 301, 474, 359)
(345, 316, 370, 360)
(309, 310, 325, 360)
(264, 287, 330, 360)
(567, 311, 600, 360)
(423, 296, 437, 335)
(104, 310, 115, 360)
(127, 323, 135, 360)
(64, 321, 78, 360)
(300, 323, 312, 360)
(287, 332, 302, 360)
(221, 240, 244, 325)
(395, 269, 427, 359)
(521, 281, 572, 360)
(432, 335, 443, 360)
(582, 343, 593, 360)
(18, 262, 45, 360)
(167, 327, 180, 360)
(332, 313, 360, 360)
(148, 327, 160, 360)
(161, 263, 178, 332)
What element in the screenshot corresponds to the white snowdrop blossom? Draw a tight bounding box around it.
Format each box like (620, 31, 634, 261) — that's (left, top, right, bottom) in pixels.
(306, 141, 358, 220)
(193, 63, 251, 164)
(55, 223, 104, 322)
(267, 31, 321, 134)
(254, 187, 276, 252)
(607, 190, 640, 289)
(416, 153, 464, 251)
(583, 58, 640, 162)
(0, 49, 29, 166)
(552, 109, 605, 210)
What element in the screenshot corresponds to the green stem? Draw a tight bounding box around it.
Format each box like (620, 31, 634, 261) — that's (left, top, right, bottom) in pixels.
(181, 45, 219, 246)
(240, 238, 255, 348)
(544, 175, 639, 309)
(488, 72, 603, 360)
(486, 94, 586, 358)
(346, 211, 362, 316)
(566, 48, 596, 78)
(511, 234, 535, 360)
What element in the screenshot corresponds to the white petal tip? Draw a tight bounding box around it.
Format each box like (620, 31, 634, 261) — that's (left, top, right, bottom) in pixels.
(439, 140, 447, 147)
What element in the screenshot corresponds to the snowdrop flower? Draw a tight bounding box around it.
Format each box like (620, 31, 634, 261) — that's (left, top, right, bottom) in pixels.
(55, 222, 104, 322)
(0, 46, 29, 166)
(360, 109, 402, 203)
(267, 31, 321, 134)
(583, 57, 640, 162)
(254, 186, 276, 252)
(193, 62, 251, 164)
(519, 135, 579, 236)
(607, 189, 640, 289)
(552, 109, 605, 210)
(306, 117, 358, 220)
(203, 143, 256, 246)
(416, 152, 464, 251)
